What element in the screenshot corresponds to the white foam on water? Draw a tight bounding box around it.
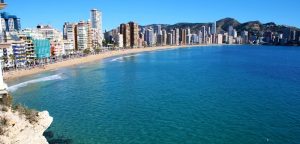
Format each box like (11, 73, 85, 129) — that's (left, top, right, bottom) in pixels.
(110, 57, 123, 62)
(110, 54, 141, 62)
(8, 74, 64, 92)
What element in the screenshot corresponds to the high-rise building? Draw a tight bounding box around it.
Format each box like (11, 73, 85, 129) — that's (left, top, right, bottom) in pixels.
(90, 9, 103, 47)
(180, 29, 187, 45)
(296, 31, 300, 42)
(116, 33, 123, 48)
(217, 34, 223, 44)
(120, 23, 130, 48)
(145, 28, 154, 47)
(11, 41, 26, 67)
(191, 34, 198, 44)
(233, 29, 238, 38)
(223, 33, 229, 43)
(162, 29, 167, 46)
(36, 25, 64, 55)
(157, 34, 163, 46)
(228, 26, 234, 37)
(211, 22, 217, 35)
(201, 26, 206, 44)
(63, 22, 68, 40)
(263, 31, 273, 43)
(63, 22, 77, 50)
(186, 28, 191, 45)
(63, 40, 74, 55)
(0, 12, 21, 32)
(198, 30, 203, 44)
(170, 30, 175, 45)
(175, 28, 180, 45)
(22, 36, 35, 64)
(290, 30, 296, 41)
(129, 22, 139, 48)
(155, 25, 162, 35)
(36, 25, 62, 41)
(207, 27, 211, 36)
(167, 33, 173, 45)
(241, 31, 249, 44)
(77, 21, 89, 50)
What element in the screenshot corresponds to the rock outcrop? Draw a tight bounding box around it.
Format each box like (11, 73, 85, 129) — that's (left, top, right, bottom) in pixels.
(0, 106, 53, 144)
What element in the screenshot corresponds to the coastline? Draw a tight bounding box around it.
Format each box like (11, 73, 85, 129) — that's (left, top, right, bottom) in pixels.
(3, 44, 208, 80)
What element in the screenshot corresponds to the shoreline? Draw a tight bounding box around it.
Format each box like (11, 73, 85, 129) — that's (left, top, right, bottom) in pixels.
(3, 44, 209, 81)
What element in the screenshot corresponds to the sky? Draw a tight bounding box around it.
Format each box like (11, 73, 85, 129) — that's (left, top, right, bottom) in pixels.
(3, 0, 300, 31)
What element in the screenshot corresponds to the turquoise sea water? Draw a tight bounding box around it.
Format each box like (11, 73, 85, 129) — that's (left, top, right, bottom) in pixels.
(8, 45, 300, 144)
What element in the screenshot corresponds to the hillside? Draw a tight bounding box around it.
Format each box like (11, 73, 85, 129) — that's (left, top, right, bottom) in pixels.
(142, 17, 300, 36)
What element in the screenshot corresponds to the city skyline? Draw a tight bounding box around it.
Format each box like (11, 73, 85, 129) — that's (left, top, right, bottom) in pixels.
(3, 0, 300, 31)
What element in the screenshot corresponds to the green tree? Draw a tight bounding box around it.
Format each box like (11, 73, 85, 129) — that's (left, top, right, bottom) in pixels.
(94, 48, 101, 53)
(83, 49, 91, 55)
(9, 54, 15, 68)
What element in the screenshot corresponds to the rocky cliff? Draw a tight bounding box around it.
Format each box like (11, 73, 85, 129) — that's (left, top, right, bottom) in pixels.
(0, 106, 53, 144)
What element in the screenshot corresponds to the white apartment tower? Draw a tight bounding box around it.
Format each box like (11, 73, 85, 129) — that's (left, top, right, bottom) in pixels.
(211, 22, 217, 35)
(77, 21, 89, 50)
(90, 9, 103, 47)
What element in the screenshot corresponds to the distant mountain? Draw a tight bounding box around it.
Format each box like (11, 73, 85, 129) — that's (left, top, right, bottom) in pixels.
(142, 18, 300, 36)
(216, 17, 240, 33)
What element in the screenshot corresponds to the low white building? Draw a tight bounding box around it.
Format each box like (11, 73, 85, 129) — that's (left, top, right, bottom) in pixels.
(63, 40, 75, 55)
(114, 33, 123, 48)
(217, 34, 223, 44)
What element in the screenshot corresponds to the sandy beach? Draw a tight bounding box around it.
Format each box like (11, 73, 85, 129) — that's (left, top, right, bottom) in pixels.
(3, 45, 207, 80)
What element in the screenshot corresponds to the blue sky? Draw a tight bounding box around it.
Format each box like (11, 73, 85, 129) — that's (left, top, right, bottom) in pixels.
(3, 0, 300, 31)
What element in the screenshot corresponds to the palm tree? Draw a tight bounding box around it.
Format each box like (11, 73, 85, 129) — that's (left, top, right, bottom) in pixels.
(9, 54, 15, 69)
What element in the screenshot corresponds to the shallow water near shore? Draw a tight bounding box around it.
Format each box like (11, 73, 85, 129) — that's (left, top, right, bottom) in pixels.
(8, 45, 300, 144)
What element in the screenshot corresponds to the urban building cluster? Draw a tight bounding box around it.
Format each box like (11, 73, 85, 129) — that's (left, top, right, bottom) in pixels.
(0, 8, 103, 69)
(105, 22, 251, 48)
(105, 22, 300, 48)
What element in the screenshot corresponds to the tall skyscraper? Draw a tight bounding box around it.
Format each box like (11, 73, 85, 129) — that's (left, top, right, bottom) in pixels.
(90, 9, 103, 47)
(296, 31, 300, 42)
(77, 21, 89, 50)
(175, 28, 180, 45)
(162, 29, 167, 46)
(201, 26, 206, 44)
(207, 27, 211, 35)
(171, 30, 175, 45)
(129, 22, 139, 48)
(233, 29, 238, 38)
(63, 22, 68, 40)
(167, 33, 173, 45)
(241, 31, 249, 44)
(63, 22, 77, 50)
(186, 28, 191, 45)
(120, 23, 130, 48)
(228, 26, 234, 36)
(155, 25, 162, 35)
(211, 22, 217, 35)
(145, 28, 154, 47)
(180, 29, 187, 45)
(198, 30, 203, 44)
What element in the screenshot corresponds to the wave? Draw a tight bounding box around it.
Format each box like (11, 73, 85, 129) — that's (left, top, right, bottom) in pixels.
(110, 54, 141, 62)
(8, 74, 64, 92)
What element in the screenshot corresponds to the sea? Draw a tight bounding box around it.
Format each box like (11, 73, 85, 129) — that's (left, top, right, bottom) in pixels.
(8, 45, 300, 144)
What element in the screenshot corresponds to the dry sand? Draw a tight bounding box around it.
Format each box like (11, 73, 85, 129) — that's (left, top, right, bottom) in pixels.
(3, 45, 208, 80)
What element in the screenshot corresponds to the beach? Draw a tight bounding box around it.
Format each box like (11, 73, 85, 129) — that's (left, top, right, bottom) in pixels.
(3, 45, 205, 80)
